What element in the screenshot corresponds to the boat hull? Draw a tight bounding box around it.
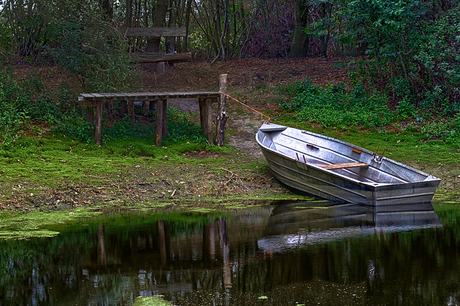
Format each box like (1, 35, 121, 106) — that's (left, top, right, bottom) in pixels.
(256, 123, 441, 208)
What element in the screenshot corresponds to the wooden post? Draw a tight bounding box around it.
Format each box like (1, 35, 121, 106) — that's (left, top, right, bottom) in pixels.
(206, 98, 213, 143)
(155, 99, 164, 146)
(120, 100, 127, 117)
(143, 101, 150, 115)
(216, 74, 228, 146)
(87, 104, 95, 126)
(106, 99, 114, 127)
(128, 100, 135, 122)
(199, 98, 205, 132)
(162, 99, 168, 136)
(199, 98, 214, 143)
(95, 101, 103, 145)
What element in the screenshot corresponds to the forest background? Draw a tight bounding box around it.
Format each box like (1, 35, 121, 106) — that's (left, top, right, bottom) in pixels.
(1, 0, 460, 142)
(0, 0, 460, 209)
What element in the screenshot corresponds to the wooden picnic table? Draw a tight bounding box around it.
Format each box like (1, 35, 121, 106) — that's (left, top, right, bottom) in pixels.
(78, 92, 220, 146)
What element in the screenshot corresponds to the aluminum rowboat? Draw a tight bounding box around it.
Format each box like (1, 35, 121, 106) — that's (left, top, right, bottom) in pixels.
(256, 123, 441, 207)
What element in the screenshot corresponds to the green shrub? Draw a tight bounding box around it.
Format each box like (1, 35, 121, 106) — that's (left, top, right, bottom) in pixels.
(341, 0, 460, 116)
(49, 20, 137, 93)
(282, 80, 393, 128)
(0, 70, 30, 145)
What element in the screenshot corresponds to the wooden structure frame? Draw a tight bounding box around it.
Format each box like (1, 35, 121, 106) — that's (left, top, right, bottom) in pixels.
(78, 92, 220, 146)
(104, 27, 191, 64)
(104, 27, 186, 38)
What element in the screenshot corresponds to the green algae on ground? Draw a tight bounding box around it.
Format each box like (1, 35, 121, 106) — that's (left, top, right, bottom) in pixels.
(0, 201, 249, 240)
(0, 129, 291, 211)
(0, 208, 102, 240)
(133, 295, 173, 306)
(0, 229, 60, 239)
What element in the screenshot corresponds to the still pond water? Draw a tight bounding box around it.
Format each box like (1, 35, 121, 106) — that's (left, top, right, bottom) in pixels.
(1, 200, 459, 306)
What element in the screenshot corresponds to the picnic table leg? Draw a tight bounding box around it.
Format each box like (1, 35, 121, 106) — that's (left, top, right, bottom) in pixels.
(205, 98, 213, 143)
(199, 98, 214, 143)
(95, 101, 103, 145)
(120, 100, 127, 117)
(128, 100, 135, 122)
(143, 101, 150, 115)
(106, 99, 114, 127)
(87, 104, 95, 125)
(199, 98, 206, 135)
(155, 99, 164, 146)
(162, 99, 168, 136)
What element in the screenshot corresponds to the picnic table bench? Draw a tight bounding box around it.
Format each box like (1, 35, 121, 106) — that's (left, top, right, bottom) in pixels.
(104, 27, 191, 68)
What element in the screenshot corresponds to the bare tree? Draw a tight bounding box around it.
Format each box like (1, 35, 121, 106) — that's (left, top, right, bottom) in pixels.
(192, 0, 248, 61)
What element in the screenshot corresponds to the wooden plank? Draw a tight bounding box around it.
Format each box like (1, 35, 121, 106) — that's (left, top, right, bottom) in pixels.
(132, 52, 192, 63)
(79, 92, 220, 103)
(319, 162, 369, 170)
(105, 27, 186, 37)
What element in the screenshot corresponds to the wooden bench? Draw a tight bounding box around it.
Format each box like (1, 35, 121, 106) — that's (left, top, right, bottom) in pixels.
(131, 52, 192, 64)
(104, 27, 190, 67)
(319, 162, 369, 170)
(104, 27, 186, 38)
(78, 92, 220, 146)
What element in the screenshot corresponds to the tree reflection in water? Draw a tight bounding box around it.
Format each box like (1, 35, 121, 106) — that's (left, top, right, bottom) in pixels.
(1, 201, 459, 305)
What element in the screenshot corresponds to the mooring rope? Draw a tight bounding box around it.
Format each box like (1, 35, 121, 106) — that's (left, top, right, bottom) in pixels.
(219, 91, 271, 123)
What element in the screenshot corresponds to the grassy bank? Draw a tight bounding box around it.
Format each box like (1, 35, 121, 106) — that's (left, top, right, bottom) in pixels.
(1, 59, 460, 221)
(1, 110, 458, 212)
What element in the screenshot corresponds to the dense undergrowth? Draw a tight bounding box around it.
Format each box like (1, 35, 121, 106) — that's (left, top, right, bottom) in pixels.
(3, 66, 460, 148)
(279, 79, 460, 144)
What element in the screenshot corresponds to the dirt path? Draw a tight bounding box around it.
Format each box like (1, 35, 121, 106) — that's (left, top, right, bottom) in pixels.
(140, 57, 351, 157)
(226, 114, 265, 157)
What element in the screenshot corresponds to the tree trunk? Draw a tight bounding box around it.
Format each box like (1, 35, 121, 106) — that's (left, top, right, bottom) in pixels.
(320, 2, 332, 59)
(183, 0, 193, 52)
(126, 0, 132, 27)
(146, 0, 169, 52)
(215, 0, 223, 59)
(99, 0, 113, 19)
(289, 2, 309, 58)
(144, 0, 149, 26)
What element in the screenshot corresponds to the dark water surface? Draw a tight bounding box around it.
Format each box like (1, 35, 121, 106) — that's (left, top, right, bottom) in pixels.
(1, 201, 459, 306)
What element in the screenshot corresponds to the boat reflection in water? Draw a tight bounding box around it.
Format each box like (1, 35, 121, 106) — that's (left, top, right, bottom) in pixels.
(258, 201, 441, 253)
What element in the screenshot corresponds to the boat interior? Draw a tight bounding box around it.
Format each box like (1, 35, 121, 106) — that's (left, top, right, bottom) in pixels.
(257, 127, 433, 185)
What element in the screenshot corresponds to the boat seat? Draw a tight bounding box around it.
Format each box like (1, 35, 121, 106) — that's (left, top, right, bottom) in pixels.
(319, 162, 369, 170)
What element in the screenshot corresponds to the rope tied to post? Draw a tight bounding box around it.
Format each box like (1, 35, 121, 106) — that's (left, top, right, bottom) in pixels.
(218, 91, 271, 123)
